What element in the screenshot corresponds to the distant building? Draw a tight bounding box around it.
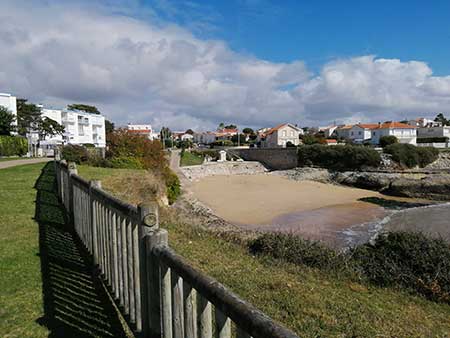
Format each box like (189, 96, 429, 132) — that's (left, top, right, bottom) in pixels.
(260, 123, 302, 148)
(0, 93, 17, 132)
(348, 124, 379, 143)
(408, 118, 441, 128)
(334, 125, 353, 139)
(417, 125, 450, 139)
(193, 131, 216, 145)
(325, 139, 338, 145)
(371, 122, 417, 145)
(127, 124, 156, 140)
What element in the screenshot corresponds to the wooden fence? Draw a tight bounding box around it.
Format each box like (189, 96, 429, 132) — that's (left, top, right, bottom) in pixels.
(54, 159, 299, 338)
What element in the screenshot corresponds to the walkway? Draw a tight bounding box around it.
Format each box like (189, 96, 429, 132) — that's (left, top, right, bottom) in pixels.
(0, 157, 50, 169)
(35, 163, 133, 337)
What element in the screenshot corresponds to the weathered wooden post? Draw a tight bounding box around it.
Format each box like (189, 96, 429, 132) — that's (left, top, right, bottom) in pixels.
(90, 180, 101, 266)
(68, 162, 77, 224)
(138, 202, 160, 336)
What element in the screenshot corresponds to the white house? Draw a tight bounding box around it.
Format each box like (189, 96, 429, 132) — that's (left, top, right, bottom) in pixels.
(371, 122, 417, 145)
(0, 93, 17, 132)
(408, 118, 440, 128)
(260, 123, 302, 148)
(334, 125, 353, 139)
(193, 131, 216, 144)
(127, 124, 156, 140)
(348, 124, 379, 143)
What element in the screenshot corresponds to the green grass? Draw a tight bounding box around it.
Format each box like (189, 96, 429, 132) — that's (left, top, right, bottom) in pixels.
(0, 156, 28, 162)
(180, 151, 204, 166)
(76, 165, 450, 337)
(0, 163, 131, 337)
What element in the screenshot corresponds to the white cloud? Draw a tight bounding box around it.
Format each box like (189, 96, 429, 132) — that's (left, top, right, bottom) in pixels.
(1, 0, 450, 130)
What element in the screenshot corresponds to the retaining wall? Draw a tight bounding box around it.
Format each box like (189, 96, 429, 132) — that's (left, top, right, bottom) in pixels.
(181, 161, 268, 181)
(233, 148, 298, 170)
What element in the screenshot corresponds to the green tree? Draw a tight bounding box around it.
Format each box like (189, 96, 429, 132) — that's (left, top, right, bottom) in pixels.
(38, 117, 65, 139)
(242, 127, 254, 134)
(231, 133, 247, 144)
(105, 119, 115, 134)
(67, 103, 100, 114)
(379, 135, 398, 148)
(224, 124, 237, 129)
(217, 122, 225, 130)
(16, 98, 41, 136)
(185, 129, 194, 135)
(434, 113, 450, 126)
(0, 107, 15, 135)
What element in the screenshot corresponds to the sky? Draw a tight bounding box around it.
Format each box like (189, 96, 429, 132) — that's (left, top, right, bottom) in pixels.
(1, 0, 450, 131)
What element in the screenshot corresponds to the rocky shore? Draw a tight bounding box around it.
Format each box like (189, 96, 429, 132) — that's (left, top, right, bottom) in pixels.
(277, 168, 450, 200)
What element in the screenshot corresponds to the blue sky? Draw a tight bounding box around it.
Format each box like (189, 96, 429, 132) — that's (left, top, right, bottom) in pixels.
(146, 0, 450, 75)
(2, 0, 450, 129)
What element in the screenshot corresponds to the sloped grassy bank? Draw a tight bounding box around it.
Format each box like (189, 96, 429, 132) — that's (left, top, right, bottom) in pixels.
(76, 165, 450, 337)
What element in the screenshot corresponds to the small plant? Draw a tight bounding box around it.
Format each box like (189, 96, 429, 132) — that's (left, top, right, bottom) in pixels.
(61, 144, 89, 164)
(162, 168, 181, 204)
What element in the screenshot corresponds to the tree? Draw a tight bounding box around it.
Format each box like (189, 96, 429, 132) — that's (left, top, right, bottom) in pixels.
(67, 104, 100, 114)
(38, 117, 65, 139)
(0, 106, 15, 135)
(224, 124, 237, 130)
(242, 127, 254, 134)
(185, 129, 194, 135)
(434, 113, 450, 126)
(217, 122, 225, 130)
(379, 135, 398, 148)
(105, 119, 115, 134)
(231, 133, 247, 144)
(16, 98, 42, 136)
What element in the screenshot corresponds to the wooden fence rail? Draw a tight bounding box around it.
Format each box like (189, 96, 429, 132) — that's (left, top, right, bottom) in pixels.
(54, 158, 299, 338)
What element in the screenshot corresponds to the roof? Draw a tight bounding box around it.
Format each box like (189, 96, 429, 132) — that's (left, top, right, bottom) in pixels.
(266, 123, 302, 135)
(374, 122, 417, 129)
(337, 124, 353, 130)
(355, 123, 379, 130)
(127, 129, 151, 133)
(326, 139, 338, 143)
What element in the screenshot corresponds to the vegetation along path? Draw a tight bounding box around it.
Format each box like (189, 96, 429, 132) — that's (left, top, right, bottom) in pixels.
(0, 157, 50, 169)
(0, 162, 132, 338)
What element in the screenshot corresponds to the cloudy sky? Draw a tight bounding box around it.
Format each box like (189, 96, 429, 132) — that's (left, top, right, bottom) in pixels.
(1, 0, 450, 131)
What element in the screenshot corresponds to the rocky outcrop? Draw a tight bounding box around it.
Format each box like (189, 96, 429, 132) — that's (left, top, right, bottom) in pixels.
(425, 152, 450, 169)
(271, 167, 331, 183)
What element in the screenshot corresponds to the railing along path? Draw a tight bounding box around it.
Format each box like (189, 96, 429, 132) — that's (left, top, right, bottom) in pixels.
(54, 158, 299, 338)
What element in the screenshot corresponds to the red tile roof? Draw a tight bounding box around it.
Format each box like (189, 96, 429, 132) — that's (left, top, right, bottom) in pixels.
(374, 122, 417, 129)
(128, 129, 151, 133)
(356, 123, 379, 129)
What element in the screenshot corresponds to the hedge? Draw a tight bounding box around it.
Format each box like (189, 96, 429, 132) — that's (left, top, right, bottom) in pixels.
(298, 144, 381, 171)
(0, 136, 28, 156)
(384, 143, 439, 168)
(417, 137, 449, 143)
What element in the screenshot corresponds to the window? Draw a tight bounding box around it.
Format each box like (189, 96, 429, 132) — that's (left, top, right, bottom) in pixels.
(290, 130, 294, 136)
(358, 131, 362, 135)
(282, 130, 287, 137)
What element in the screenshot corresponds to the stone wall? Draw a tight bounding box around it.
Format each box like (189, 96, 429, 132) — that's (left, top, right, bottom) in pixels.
(233, 148, 298, 170)
(180, 161, 268, 181)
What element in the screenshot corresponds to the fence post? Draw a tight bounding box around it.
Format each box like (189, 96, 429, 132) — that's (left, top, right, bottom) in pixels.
(138, 202, 160, 336)
(145, 216, 167, 338)
(90, 180, 102, 266)
(68, 162, 77, 224)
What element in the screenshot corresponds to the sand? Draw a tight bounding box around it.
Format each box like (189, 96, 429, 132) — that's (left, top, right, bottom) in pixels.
(189, 174, 383, 225)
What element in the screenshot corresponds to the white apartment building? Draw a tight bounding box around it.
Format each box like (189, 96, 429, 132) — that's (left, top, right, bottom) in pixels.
(260, 123, 302, 148)
(371, 122, 417, 145)
(417, 126, 450, 139)
(127, 124, 157, 140)
(0, 93, 17, 131)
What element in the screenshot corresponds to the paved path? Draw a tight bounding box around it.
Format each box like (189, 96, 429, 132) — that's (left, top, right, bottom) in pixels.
(0, 157, 50, 169)
(169, 149, 181, 172)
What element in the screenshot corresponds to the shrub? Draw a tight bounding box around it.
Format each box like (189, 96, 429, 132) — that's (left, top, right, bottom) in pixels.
(211, 140, 233, 147)
(351, 232, 450, 302)
(384, 144, 439, 168)
(61, 144, 89, 164)
(162, 168, 181, 204)
(192, 149, 219, 160)
(249, 233, 346, 271)
(109, 156, 144, 169)
(0, 136, 27, 156)
(379, 135, 398, 148)
(417, 137, 449, 143)
(298, 144, 381, 171)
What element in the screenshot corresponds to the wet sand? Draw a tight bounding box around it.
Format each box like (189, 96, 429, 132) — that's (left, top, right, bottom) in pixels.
(190, 174, 384, 226)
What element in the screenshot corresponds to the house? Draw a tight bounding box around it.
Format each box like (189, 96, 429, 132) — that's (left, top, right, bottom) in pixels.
(127, 124, 156, 140)
(408, 117, 441, 128)
(348, 124, 379, 143)
(193, 131, 216, 145)
(260, 123, 302, 148)
(325, 139, 338, 145)
(417, 125, 450, 139)
(334, 125, 353, 139)
(371, 122, 417, 145)
(319, 125, 338, 138)
(0, 93, 17, 132)
(215, 128, 238, 140)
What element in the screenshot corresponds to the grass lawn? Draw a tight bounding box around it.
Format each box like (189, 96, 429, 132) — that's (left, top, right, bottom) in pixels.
(0, 156, 29, 162)
(0, 163, 50, 337)
(180, 151, 203, 166)
(76, 165, 450, 337)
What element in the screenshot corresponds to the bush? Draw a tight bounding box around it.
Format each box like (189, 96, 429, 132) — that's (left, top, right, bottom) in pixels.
(384, 144, 439, 168)
(192, 149, 219, 160)
(211, 140, 233, 147)
(0, 136, 27, 156)
(351, 232, 450, 302)
(298, 144, 381, 171)
(61, 144, 89, 164)
(379, 135, 398, 148)
(249, 233, 345, 271)
(162, 168, 181, 204)
(109, 156, 144, 169)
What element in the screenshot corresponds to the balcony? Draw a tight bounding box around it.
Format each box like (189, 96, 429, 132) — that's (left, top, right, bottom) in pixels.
(77, 118, 90, 125)
(62, 116, 76, 123)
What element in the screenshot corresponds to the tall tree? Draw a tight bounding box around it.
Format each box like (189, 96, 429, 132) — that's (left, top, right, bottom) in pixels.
(242, 127, 254, 134)
(105, 119, 115, 134)
(16, 98, 42, 136)
(224, 124, 237, 130)
(0, 106, 15, 135)
(434, 113, 450, 126)
(217, 122, 225, 130)
(67, 103, 100, 114)
(38, 117, 65, 139)
(185, 128, 194, 135)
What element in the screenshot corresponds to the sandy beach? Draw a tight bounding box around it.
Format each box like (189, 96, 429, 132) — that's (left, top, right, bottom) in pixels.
(189, 174, 384, 225)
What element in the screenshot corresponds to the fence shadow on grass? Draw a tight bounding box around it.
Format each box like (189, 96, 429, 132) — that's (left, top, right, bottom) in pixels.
(35, 162, 131, 338)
